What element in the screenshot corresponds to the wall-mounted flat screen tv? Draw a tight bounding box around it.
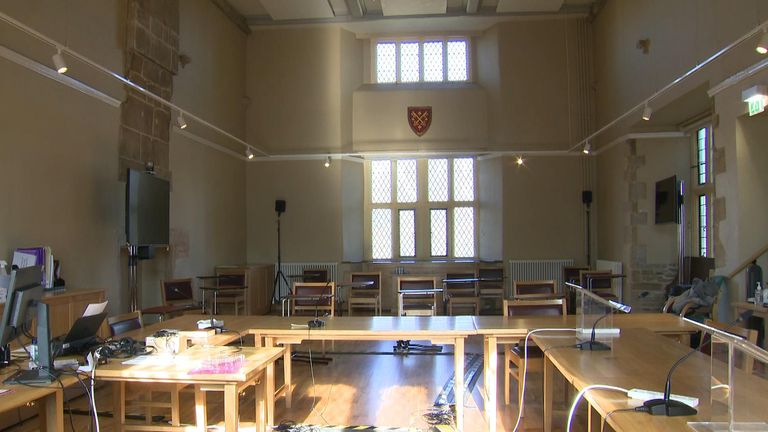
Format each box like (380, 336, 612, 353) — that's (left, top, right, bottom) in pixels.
(126, 169, 170, 245)
(655, 175, 680, 224)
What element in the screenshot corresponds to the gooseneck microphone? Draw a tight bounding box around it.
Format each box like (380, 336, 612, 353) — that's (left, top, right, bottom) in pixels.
(642, 310, 754, 416)
(577, 310, 614, 351)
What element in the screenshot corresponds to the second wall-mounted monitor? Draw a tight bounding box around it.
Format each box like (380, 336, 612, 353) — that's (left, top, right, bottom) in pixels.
(655, 175, 681, 225)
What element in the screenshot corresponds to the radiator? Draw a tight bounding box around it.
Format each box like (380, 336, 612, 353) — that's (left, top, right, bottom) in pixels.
(274, 262, 338, 298)
(508, 259, 575, 296)
(596, 259, 623, 295)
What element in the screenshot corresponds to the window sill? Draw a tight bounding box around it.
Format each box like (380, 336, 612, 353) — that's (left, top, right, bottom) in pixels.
(357, 82, 483, 92)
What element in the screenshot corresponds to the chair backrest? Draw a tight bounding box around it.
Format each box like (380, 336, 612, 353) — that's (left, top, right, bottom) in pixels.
(513, 280, 556, 297)
(350, 272, 381, 293)
(161, 278, 195, 305)
(563, 266, 589, 285)
(579, 270, 613, 290)
(215, 269, 248, 288)
(107, 311, 143, 337)
(303, 269, 328, 282)
(503, 298, 567, 317)
(399, 277, 437, 291)
(703, 319, 758, 373)
(293, 282, 335, 307)
(445, 273, 477, 295)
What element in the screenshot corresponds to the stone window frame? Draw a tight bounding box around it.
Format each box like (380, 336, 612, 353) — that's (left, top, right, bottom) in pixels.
(689, 124, 714, 258)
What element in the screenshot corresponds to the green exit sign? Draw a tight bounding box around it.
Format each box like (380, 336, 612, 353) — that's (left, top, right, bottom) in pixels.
(748, 98, 766, 116)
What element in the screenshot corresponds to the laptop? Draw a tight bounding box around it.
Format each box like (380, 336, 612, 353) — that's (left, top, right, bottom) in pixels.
(56, 312, 107, 354)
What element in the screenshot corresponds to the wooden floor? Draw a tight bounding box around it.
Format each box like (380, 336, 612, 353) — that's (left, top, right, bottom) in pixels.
(4, 336, 587, 431)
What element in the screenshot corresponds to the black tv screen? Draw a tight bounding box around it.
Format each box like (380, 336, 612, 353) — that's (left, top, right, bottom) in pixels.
(126, 169, 170, 245)
(655, 175, 680, 224)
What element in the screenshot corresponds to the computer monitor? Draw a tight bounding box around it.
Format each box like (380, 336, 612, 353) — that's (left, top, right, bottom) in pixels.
(0, 266, 44, 348)
(0, 266, 59, 384)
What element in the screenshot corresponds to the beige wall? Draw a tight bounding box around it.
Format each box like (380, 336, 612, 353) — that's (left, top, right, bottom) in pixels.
(0, 1, 248, 313)
(593, 0, 768, 126)
(595, 143, 628, 262)
(502, 156, 585, 261)
(246, 27, 345, 154)
(712, 69, 768, 312)
(246, 160, 343, 263)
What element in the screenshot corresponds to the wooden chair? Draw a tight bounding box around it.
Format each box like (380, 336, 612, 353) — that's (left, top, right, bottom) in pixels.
(107, 311, 187, 429)
(398, 277, 440, 316)
(445, 273, 480, 315)
(563, 266, 589, 314)
(579, 270, 616, 300)
(107, 311, 143, 337)
(292, 282, 336, 316)
(502, 298, 567, 406)
(478, 268, 505, 299)
(703, 319, 758, 374)
(143, 279, 201, 321)
(214, 269, 248, 316)
(347, 272, 382, 316)
(513, 279, 557, 299)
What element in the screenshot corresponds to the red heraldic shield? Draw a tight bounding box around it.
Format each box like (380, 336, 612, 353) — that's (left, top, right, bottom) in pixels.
(407, 106, 432, 137)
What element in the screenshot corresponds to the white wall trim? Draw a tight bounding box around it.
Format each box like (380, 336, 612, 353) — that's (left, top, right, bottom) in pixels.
(0, 45, 121, 107)
(707, 57, 768, 98)
(174, 128, 248, 161)
(249, 148, 579, 162)
(594, 131, 687, 156)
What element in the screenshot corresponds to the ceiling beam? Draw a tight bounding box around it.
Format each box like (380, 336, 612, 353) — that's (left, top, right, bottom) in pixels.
(345, 0, 366, 17)
(466, 0, 481, 14)
(209, 0, 251, 34)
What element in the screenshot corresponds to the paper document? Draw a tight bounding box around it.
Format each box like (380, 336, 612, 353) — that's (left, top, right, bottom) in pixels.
(82, 301, 108, 317)
(12, 251, 38, 268)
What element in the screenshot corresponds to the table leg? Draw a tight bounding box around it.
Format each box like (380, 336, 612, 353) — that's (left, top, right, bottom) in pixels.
(587, 404, 600, 432)
(113, 382, 125, 432)
(224, 383, 239, 432)
(39, 388, 63, 432)
(284, 343, 293, 408)
(543, 356, 554, 432)
(483, 336, 498, 432)
(454, 337, 465, 431)
(195, 386, 207, 432)
(266, 360, 275, 429)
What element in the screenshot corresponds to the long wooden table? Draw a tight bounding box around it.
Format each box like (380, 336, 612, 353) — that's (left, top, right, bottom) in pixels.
(0, 369, 68, 431)
(532, 328, 734, 432)
(95, 344, 283, 432)
(248, 315, 475, 431)
(473, 313, 697, 431)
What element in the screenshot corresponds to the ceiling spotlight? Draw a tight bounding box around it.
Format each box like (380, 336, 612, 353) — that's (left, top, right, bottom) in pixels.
(582, 141, 592, 154)
(324, 156, 331, 168)
(246, 148, 254, 160)
(52, 48, 67, 74)
(757, 31, 768, 55)
(642, 103, 653, 121)
(515, 156, 524, 166)
(176, 112, 187, 129)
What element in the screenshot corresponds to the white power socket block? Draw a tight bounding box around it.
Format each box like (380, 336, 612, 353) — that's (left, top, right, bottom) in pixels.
(628, 388, 699, 407)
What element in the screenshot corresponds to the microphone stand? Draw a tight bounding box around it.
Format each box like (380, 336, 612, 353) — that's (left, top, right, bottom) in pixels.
(576, 309, 614, 351)
(643, 310, 754, 416)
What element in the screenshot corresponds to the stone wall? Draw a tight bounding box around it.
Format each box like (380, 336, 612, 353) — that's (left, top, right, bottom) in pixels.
(119, 0, 179, 179)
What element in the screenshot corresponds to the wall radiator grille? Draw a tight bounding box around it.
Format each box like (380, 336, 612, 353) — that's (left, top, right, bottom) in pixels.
(596, 259, 623, 294)
(274, 262, 338, 298)
(508, 259, 574, 296)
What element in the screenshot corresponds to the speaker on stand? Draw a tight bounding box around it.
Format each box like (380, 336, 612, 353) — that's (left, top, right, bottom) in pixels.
(272, 200, 289, 304)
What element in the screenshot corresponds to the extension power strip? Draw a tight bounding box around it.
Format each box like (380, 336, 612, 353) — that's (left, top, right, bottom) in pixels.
(628, 388, 699, 407)
(577, 328, 621, 336)
(197, 319, 224, 329)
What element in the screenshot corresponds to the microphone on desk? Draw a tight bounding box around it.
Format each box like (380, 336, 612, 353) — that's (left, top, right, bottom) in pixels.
(576, 299, 632, 351)
(641, 310, 754, 416)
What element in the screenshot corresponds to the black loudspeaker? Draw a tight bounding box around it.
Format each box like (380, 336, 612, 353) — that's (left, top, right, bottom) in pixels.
(582, 190, 593, 205)
(275, 200, 286, 214)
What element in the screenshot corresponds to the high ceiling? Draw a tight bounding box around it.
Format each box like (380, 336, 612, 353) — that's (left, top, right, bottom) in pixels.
(227, 0, 601, 32)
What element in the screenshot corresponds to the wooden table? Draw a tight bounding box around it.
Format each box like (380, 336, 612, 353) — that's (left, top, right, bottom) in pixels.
(0, 369, 69, 431)
(532, 328, 738, 432)
(95, 345, 283, 432)
(248, 315, 475, 431)
(473, 313, 697, 431)
(124, 314, 255, 346)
